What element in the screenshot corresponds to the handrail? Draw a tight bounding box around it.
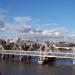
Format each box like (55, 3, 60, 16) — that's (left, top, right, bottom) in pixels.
(0, 50, 75, 58)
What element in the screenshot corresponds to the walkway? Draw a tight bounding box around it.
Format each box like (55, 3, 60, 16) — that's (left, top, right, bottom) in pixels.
(0, 50, 75, 59)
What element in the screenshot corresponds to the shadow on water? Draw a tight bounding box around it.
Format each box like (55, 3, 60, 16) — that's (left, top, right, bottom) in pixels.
(43, 57, 56, 66)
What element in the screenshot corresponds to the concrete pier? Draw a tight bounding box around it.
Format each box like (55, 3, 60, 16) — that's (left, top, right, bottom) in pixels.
(7, 54, 10, 59)
(20, 56, 23, 61)
(11, 55, 14, 58)
(1, 54, 5, 59)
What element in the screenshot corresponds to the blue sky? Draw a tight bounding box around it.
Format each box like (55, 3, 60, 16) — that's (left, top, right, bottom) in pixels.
(0, 0, 75, 39)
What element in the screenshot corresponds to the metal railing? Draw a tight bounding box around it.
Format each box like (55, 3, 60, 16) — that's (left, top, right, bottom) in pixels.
(0, 50, 75, 59)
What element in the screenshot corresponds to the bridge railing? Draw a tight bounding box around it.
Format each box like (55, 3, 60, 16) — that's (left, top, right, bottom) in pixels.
(0, 50, 41, 56)
(47, 52, 75, 58)
(0, 50, 75, 58)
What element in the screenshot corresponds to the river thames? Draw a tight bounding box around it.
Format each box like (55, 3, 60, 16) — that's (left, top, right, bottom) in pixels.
(0, 59, 75, 75)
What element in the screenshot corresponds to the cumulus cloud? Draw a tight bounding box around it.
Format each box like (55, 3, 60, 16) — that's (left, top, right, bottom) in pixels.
(0, 8, 7, 32)
(13, 16, 32, 33)
(17, 23, 68, 38)
(17, 27, 31, 33)
(5, 16, 67, 37)
(0, 8, 75, 42)
(4, 16, 32, 34)
(30, 24, 68, 36)
(14, 16, 31, 25)
(14, 16, 31, 22)
(1, 13, 75, 42)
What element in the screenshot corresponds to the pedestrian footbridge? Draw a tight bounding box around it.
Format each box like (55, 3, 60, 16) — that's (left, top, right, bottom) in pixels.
(0, 50, 75, 59)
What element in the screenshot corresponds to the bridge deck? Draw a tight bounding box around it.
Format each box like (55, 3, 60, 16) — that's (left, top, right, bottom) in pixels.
(0, 50, 75, 59)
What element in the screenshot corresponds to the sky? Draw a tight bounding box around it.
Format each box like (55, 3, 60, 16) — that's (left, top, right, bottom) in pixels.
(0, 0, 75, 41)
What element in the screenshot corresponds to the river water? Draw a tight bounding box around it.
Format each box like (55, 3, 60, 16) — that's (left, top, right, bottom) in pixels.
(0, 59, 75, 75)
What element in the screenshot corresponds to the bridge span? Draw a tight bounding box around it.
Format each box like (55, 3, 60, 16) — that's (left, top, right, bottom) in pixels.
(0, 50, 75, 59)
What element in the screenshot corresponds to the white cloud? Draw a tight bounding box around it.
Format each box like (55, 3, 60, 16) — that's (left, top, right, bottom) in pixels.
(32, 25, 68, 36)
(4, 16, 32, 34)
(0, 8, 7, 32)
(15, 21, 68, 37)
(14, 16, 31, 22)
(1, 15, 75, 42)
(17, 27, 31, 33)
(0, 8, 74, 42)
(14, 16, 31, 25)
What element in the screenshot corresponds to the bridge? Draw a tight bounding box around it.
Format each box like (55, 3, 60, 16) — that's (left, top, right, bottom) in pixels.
(0, 38, 75, 59)
(0, 50, 75, 59)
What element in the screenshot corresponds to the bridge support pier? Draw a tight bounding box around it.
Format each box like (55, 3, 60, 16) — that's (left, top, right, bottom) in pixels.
(1, 54, 5, 59)
(11, 55, 14, 58)
(73, 59, 75, 65)
(7, 54, 10, 59)
(27, 56, 31, 62)
(20, 56, 23, 61)
(1, 54, 3, 59)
